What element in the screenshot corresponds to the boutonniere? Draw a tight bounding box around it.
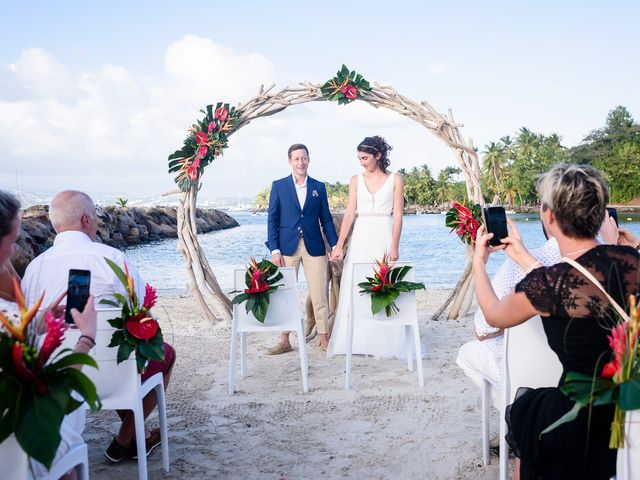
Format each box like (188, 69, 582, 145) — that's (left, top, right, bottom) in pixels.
(312, 189, 319, 198)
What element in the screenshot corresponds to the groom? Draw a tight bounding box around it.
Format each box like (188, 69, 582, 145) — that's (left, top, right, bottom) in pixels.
(266, 143, 338, 353)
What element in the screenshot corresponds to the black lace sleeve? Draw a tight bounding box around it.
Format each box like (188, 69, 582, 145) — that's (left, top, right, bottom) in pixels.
(515, 267, 556, 316)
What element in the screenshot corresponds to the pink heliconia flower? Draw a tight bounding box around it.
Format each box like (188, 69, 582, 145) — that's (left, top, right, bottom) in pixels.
(37, 311, 68, 368)
(143, 283, 157, 310)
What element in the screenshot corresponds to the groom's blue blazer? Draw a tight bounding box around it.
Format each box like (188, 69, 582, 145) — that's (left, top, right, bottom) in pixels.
(266, 175, 338, 257)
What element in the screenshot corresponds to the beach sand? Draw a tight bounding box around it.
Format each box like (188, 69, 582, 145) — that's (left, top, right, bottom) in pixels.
(84, 289, 501, 479)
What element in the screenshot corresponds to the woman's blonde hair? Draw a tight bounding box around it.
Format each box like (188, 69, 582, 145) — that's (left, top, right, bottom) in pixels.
(537, 163, 609, 239)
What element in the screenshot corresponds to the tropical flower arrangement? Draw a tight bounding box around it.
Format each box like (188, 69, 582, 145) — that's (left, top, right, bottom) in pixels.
(445, 201, 482, 245)
(99, 258, 164, 373)
(231, 257, 283, 323)
(542, 294, 640, 448)
(321, 64, 372, 105)
(168, 102, 241, 192)
(0, 279, 100, 468)
(357, 254, 425, 317)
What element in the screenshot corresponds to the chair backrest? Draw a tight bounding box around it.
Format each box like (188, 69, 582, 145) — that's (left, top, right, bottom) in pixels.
(0, 435, 29, 480)
(350, 261, 417, 323)
(233, 267, 301, 330)
(502, 316, 563, 404)
(56, 308, 141, 408)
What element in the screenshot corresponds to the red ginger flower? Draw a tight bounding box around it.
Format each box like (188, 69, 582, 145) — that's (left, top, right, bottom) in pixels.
(207, 121, 216, 133)
(143, 284, 157, 310)
(37, 311, 67, 368)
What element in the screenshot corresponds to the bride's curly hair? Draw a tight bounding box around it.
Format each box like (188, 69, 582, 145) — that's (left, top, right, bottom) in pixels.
(357, 136, 392, 173)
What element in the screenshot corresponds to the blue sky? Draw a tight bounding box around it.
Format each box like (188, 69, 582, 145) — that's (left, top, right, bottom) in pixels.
(1, 1, 638, 202)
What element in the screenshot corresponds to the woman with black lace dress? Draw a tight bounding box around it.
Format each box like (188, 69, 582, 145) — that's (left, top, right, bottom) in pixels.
(473, 164, 639, 480)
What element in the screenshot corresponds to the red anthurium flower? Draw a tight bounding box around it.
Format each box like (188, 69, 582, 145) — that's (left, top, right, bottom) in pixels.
(245, 270, 269, 294)
(601, 359, 620, 379)
(12, 343, 48, 395)
(143, 284, 157, 310)
(341, 84, 357, 99)
(197, 146, 208, 159)
(37, 311, 67, 368)
(214, 106, 229, 122)
(207, 121, 216, 133)
(371, 284, 383, 292)
(126, 312, 159, 340)
(195, 131, 208, 146)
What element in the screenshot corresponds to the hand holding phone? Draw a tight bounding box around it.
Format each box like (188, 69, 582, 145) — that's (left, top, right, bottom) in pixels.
(65, 269, 91, 324)
(606, 207, 618, 227)
(483, 206, 509, 247)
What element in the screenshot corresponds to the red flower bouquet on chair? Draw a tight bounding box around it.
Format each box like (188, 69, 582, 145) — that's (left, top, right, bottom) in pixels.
(231, 257, 283, 323)
(357, 254, 425, 317)
(542, 295, 640, 448)
(445, 201, 482, 245)
(0, 279, 100, 468)
(99, 258, 164, 373)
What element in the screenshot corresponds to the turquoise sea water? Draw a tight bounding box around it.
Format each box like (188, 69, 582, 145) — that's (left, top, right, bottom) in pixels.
(124, 212, 640, 292)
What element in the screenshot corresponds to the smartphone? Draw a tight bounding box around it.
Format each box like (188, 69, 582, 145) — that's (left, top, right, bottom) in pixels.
(606, 207, 618, 227)
(484, 206, 509, 247)
(65, 269, 91, 324)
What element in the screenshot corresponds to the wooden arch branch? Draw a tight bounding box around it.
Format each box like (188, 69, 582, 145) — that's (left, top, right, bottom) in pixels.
(177, 81, 484, 323)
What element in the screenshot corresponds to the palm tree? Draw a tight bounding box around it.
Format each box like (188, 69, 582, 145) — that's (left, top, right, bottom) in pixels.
(482, 141, 506, 196)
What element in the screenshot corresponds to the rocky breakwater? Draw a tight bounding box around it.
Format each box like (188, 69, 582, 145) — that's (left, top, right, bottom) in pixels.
(12, 205, 239, 276)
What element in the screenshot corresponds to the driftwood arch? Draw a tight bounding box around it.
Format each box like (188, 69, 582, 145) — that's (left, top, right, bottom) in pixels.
(176, 80, 484, 323)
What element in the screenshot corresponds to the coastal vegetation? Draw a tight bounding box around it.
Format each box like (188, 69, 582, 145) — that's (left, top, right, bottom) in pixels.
(252, 106, 640, 209)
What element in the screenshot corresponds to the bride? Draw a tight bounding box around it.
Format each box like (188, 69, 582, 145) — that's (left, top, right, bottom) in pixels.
(328, 136, 409, 358)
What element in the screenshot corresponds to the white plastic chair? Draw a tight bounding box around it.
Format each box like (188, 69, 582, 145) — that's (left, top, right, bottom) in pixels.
(0, 435, 28, 479)
(616, 409, 640, 480)
(345, 262, 424, 390)
(228, 267, 308, 394)
(499, 315, 562, 480)
(480, 377, 492, 465)
(0, 424, 88, 480)
(61, 308, 170, 480)
(41, 442, 89, 480)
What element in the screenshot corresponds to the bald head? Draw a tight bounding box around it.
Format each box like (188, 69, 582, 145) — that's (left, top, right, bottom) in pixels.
(49, 190, 98, 239)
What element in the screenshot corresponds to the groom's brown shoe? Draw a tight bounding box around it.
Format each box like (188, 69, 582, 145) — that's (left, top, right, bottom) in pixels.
(267, 342, 293, 355)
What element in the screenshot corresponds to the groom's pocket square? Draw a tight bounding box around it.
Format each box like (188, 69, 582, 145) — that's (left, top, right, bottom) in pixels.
(312, 189, 319, 197)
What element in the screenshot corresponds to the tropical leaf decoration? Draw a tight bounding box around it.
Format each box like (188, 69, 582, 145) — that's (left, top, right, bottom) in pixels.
(231, 257, 283, 323)
(321, 64, 371, 105)
(168, 102, 241, 192)
(357, 254, 425, 317)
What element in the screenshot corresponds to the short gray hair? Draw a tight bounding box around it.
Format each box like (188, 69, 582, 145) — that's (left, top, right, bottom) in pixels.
(537, 163, 609, 239)
(49, 190, 96, 231)
(0, 190, 21, 239)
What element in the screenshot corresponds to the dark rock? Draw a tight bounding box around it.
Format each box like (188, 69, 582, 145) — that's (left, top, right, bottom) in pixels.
(11, 205, 239, 276)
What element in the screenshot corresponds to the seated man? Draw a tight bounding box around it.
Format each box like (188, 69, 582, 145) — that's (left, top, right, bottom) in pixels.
(456, 235, 560, 407)
(22, 190, 176, 463)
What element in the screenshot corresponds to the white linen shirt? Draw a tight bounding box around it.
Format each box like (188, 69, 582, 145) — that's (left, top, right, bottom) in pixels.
(293, 174, 308, 210)
(475, 237, 562, 369)
(22, 230, 146, 307)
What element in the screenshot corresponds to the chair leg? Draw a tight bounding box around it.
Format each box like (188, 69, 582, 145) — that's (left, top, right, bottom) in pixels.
(406, 325, 413, 372)
(156, 383, 170, 473)
(345, 312, 354, 390)
(297, 320, 309, 393)
(79, 444, 89, 480)
(240, 332, 248, 378)
(133, 406, 148, 480)
(500, 405, 509, 480)
(481, 379, 491, 466)
(228, 321, 238, 395)
(413, 324, 424, 388)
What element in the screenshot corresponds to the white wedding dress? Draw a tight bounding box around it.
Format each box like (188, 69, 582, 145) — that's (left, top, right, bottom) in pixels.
(328, 172, 410, 358)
